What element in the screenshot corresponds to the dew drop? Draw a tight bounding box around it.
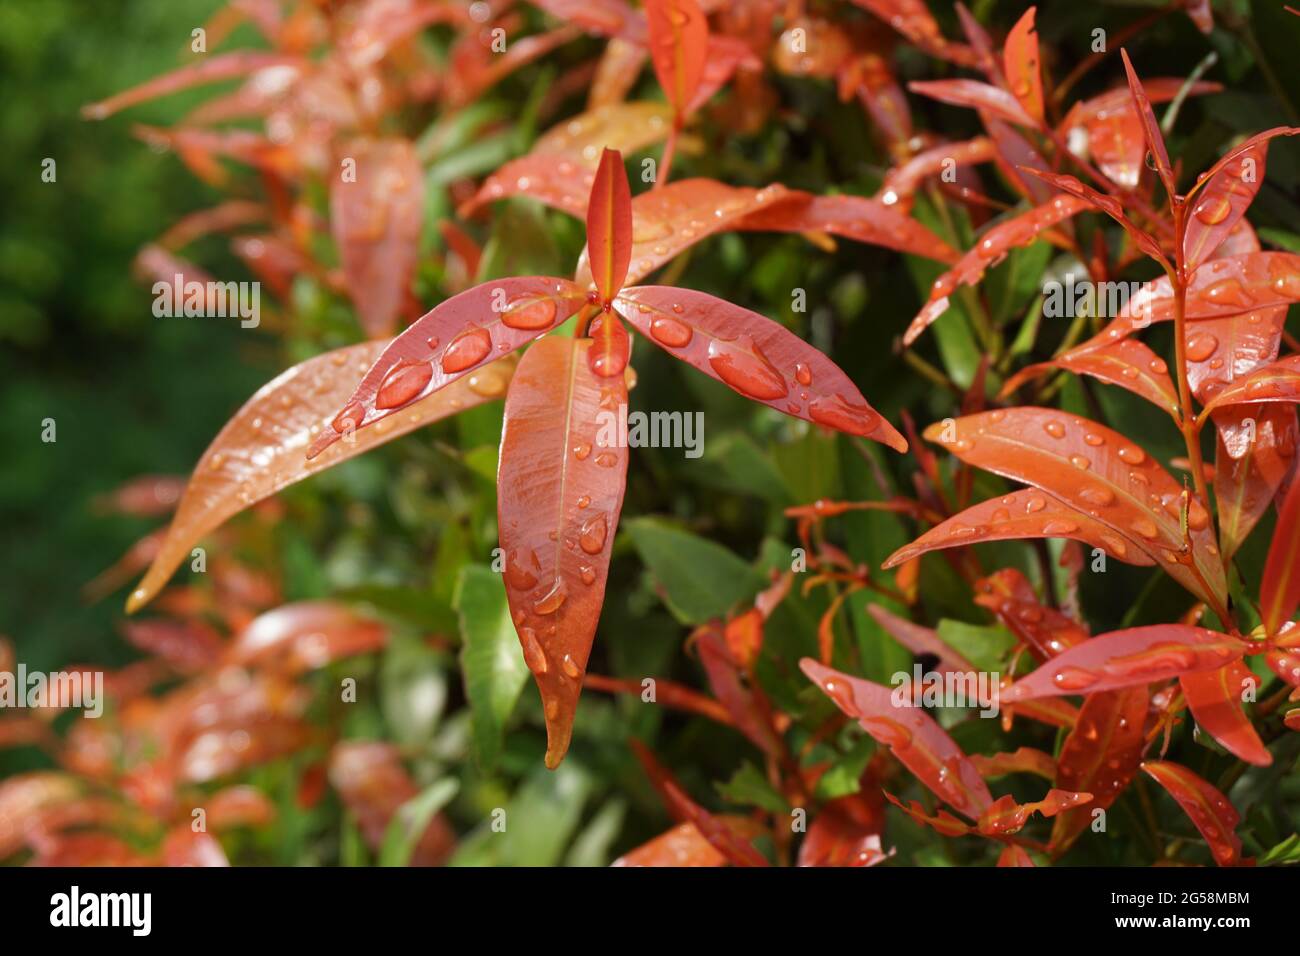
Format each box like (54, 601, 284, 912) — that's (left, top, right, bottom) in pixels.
(441, 327, 492, 372)
(649, 315, 692, 348)
(579, 514, 608, 554)
(707, 337, 787, 400)
(500, 296, 557, 330)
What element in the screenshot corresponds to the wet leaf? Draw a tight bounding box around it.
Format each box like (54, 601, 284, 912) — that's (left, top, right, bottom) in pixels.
(615, 286, 907, 451)
(973, 568, 1092, 661)
(903, 195, 1090, 345)
(1002, 625, 1247, 702)
(1214, 407, 1296, 558)
(1003, 8, 1043, 124)
(308, 277, 586, 460)
(128, 344, 519, 612)
(924, 408, 1226, 607)
(801, 659, 994, 819)
(908, 79, 1038, 128)
(1001, 338, 1180, 420)
(977, 789, 1092, 836)
(330, 138, 425, 338)
(867, 604, 977, 675)
(1180, 660, 1271, 766)
(849, 0, 976, 66)
(1261, 476, 1300, 635)
(497, 336, 629, 768)
(586, 147, 633, 301)
(644, 0, 707, 120)
(884, 488, 1154, 571)
(969, 746, 1057, 781)
(1141, 760, 1244, 865)
(226, 601, 387, 673)
(1119, 50, 1176, 199)
(1198, 354, 1300, 419)
(877, 137, 996, 212)
(1018, 167, 1167, 266)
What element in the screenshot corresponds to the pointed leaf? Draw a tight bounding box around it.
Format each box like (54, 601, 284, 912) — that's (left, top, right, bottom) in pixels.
(82, 51, 303, 119)
(308, 277, 586, 460)
(1261, 475, 1300, 635)
(877, 137, 996, 211)
(1198, 354, 1300, 419)
(924, 408, 1226, 606)
(978, 789, 1092, 836)
(644, 0, 707, 119)
(867, 604, 978, 674)
(1141, 760, 1244, 866)
(586, 147, 633, 301)
(903, 195, 1090, 344)
(801, 659, 993, 819)
(127, 344, 518, 612)
(850, 0, 976, 66)
(1119, 50, 1176, 198)
(226, 601, 387, 673)
(885, 488, 1154, 571)
(1214, 407, 1296, 558)
(1001, 338, 1180, 419)
(1050, 688, 1148, 850)
(908, 79, 1038, 128)
(973, 568, 1093, 660)
(1185, 138, 1273, 272)
(1018, 167, 1167, 265)
(615, 286, 906, 451)
(455, 566, 530, 770)
(969, 747, 1057, 781)
(1002, 625, 1247, 702)
(497, 336, 629, 768)
(1180, 661, 1271, 766)
(1003, 8, 1043, 124)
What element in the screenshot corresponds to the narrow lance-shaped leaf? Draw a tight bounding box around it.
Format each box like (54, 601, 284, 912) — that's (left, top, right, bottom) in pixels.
(1002, 625, 1248, 702)
(497, 337, 630, 769)
(801, 659, 993, 819)
(877, 137, 996, 211)
(330, 138, 425, 338)
(308, 277, 587, 460)
(127, 345, 519, 612)
(925, 409, 1226, 607)
(1003, 8, 1043, 124)
(1120, 50, 1176, 199)
(614, 286, 907, 452)
(586, 147, 633, 302)
(867, 604, 978, 675)
(82, 51, 303, 119)
(1197, 354, 1300, 419)
(644, 0, 707, 122)
(1141, 761, 1244, 866)
(977, 789, 1092, 836)
(1050, 688, 1148, 852)
(455, 566, 530, 770)
(1000, 337, 1180, 420)
(1180, 660, 1271, 767)
(908, 79, 1037, 128)
(1018, 168, 1168, 266)
(973, 568, 1092, 660)
(903, 195, 1090, 345)
(1184, 139, 1272, 273)
(884, 488, 1154, 570)
(1214, 409, 1296, 558)
(849, 0, 976, 66)
(1261, 475, 1300, 636)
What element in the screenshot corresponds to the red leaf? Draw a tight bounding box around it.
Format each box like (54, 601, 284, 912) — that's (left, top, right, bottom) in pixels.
(923, 409, 1226, 608)
(127, 345, 518, 612)
(644, 0, 707, 120)
(903, 195, 1090, 344)
(308, 277, 586, 460)
(162, 828, 230, 867)
(226, 601, 387, 673)
(1001, 338, 1180, 419)
(1003, 8, 1043, 124)
(1261, 475, 1300, 635)
(498, 337, 630, 768)
(997, 844, 1036, 866)
(1002, 625, 1247, 702)
(611, 818, 763, 866)
(586, 148, 633, 301)
(82, 51, 303, 119)
(867, 604, 978, 675)
(1214, 407, 1296, 558)
(1184, 138, 1274, 272)
(1119, 50, 1176, 198)
(977, 789, 1092, 836)
(884, 488, 1155, 571)
(974, 568, 1092, 661)
(877, 137, 996, 212)
(1198, 354, 1300, 419)
(1180, 661, 1271, 766)
(969, 746, 1057, 781)
(908, 79, 1037, 128)
(1050, 688, 1148, 851)
(801, 659, 993, 819)
(1018, 167, 1167, 265)
(614, 286, 906, 451)
(798, 795, 891, 867)
(330, 138, 425, 338)
(849, 0, 976, 66)
(1141, 760, 1244, 866)
(694, 625, 783, 757)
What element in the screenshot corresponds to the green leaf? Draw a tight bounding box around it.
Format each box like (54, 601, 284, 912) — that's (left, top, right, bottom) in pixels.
(564, 798, 628, 867)
(454, 565, 530, 770)
(626, 517, 765, 623)
(812, 733, 876, 800)
(449, 762, 591, 866)
(935, 619, 1016, 673)
(380, 633, 447, 747)
(379, 779, 459, 867)
(716, 761, 788, 813)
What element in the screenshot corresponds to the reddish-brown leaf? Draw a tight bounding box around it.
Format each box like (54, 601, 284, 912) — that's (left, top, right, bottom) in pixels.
(997, 844, 1036, 866)
(1184, 138, 1272, 272)
(82, 51, 303, 119)
(801, 659, 994, 819)
(1180, 660, 1271, 766)
(1003, 8, 1043, 124)
(694, 625, 783, 757)
(330, 138, 424, 338)
(614, 286, 906, 451)
(908, 79, 1038, 128)
(923, 408, 1226, 607)
(850, 0, 976, 65)
(644, 0, 707, 120)
(498, 337, 629, 768)
(974, 568, 1092, 660)
(128, 344, 518, 612)
(1001, 338, 1180, 420)
(969, 746, 1057, 781)
(589, 37, 650, 109)
(977, 789, 1092, 836)
(586, 148, 633, 301)
(1018, 167, 1167, 265)
(1119, 50, 1176, 198)
(867, 604, 977, 675)
(611, 817, 763, 866)
(903, 195, 1090, 344)
(1050, 687, 1148, 851)
(798, 794, 891, 867)
(162, 828, 230, 867)
(226, 601, 387, 673)
(1002, 625, 1247, 702)
(877, 137, 996, 212)
(1214, 407, 1296, 558)
(1141, 760, 1244, 866)
(1198, 354, 1300, 419)
(885, 488, 1154, 571)
(1261, 475, 1300, 635)
(308, 278, 586, 460)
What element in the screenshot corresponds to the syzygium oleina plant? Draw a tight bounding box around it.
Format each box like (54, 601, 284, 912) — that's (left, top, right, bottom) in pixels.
(6, 0, 1299, 867)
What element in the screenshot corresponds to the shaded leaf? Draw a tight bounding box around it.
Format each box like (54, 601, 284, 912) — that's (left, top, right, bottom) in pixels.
(908, 79, 1037, 128)
(1002, 337, 1179, 419)
(1002, 8, 1043, 124)
(1261, 475, 1300, 635)
(1180, 661, 1271, 767)
(455, 566, 530, 769)
(1141, 760, 1244, 866)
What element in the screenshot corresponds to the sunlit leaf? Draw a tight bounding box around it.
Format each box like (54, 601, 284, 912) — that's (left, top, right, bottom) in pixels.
(908, 79, 1037, 128)
(1001, 338, 1179, 419)
(644, 0, 707, 120)
(1003, 8, 1043, 124)
(586, 147, 633, 301)
(1119, 50, 1176, 198)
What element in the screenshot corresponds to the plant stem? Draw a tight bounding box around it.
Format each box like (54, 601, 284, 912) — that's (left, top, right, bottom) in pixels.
(1170, 204, 1209, 509)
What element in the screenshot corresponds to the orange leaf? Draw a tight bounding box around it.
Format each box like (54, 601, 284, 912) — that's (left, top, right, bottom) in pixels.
(497, 337, 630, 768)
(128, 343, 519, 613)
(1001, 338, 1180, 419)
(615, 286, 906, 451)
(977, 789, 1092, 836)
(908, 79, 1037, 128)
(802, 659, 993, 819)
(82, 51, 303, 119)
(586, 148, 633, 302)
(644, 0, 708, 120)
(1003, 8, 1043, 124)
(1261, 475, 1300, 635)
(1119, 50, 1176, 199)
(1141, 760, 1244, 866)
(1180, 661, 1271, 766)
